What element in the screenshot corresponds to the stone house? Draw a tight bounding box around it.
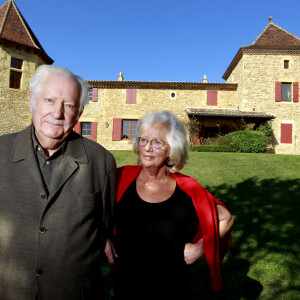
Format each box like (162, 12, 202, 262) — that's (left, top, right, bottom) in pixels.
(0, 0, 299, 154)
(0, 0, 53, 134)
(79, 17, 299, 154)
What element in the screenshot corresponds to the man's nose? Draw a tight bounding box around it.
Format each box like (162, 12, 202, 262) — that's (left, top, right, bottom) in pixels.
(52, 103, 64, 119)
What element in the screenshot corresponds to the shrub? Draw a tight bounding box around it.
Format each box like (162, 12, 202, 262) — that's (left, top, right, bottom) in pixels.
(257, 122, 274, 141)
(226, 130, 269, 153)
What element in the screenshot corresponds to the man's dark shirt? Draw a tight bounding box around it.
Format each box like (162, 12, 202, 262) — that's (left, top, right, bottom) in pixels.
(32, 128, 68, 300)
(32, 128, 67, 196)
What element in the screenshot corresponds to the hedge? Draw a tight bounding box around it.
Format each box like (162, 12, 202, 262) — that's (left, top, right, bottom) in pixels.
(189, 145, 235, 152)
(226, 130, 269, 153)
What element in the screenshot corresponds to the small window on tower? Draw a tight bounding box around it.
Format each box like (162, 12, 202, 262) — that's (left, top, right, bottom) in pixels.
(281, 83, 292, 101)
(284, 60, 289, 69)
(9, 57, 23, 89)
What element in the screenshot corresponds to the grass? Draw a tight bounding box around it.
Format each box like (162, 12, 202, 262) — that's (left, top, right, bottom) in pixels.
(102, 151, 300, 300)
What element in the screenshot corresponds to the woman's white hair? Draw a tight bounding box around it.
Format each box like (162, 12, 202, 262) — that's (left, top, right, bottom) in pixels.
(133, 111, 189, 173)
(29, 65, 89, 115)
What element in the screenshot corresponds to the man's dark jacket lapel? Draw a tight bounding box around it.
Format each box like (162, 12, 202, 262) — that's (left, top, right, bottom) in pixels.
(10, 126, 89, 202)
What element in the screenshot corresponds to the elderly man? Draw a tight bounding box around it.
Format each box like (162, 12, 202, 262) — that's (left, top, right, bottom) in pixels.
(0, 65, 116, 299)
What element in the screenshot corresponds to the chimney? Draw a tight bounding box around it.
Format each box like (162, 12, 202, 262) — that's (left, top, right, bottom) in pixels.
(202, 75, 208, 83)
(118, 72, 123, 81)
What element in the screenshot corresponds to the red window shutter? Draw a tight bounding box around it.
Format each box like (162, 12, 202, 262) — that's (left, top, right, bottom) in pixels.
(213, 91, 217, 105)
(91, 122, 97, 142)
(112, 118, 122, 140)
(207, 91, 212, 105)
(92, 88, 98, 102)
(126, 89, 137, 104)
(73, 122, 81, 134)
(293, 82, 299, 102)
(207, 90, 217, 106)
(275, 82, 282, 102)
(131, 89, 137, 104)
(126, 90, 131, 104)
(281, 124, 292, 143)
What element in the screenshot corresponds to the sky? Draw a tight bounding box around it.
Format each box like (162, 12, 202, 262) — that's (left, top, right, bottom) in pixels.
(12, 0, 300, 83)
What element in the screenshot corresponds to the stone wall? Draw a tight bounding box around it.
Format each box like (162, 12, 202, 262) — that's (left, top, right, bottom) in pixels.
(0, 45, 45, 135)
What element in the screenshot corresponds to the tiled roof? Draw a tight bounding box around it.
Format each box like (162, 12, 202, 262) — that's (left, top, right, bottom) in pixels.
(245, 18, 300, 50)
(88, 80, 238, 91)
(186, 108, 275, 119)
(0, 0, 53, 64)
(223, 18, 300, 80)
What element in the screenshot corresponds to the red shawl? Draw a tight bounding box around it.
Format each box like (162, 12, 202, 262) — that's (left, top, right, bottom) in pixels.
(116, 165, 232, 291)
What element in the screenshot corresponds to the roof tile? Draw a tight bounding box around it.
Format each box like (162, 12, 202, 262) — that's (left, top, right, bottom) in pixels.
(186, 108, 275, 119)
(0, 0, 53, 63)
(223, 19, 300, 80)
(245, 21, 300, 50)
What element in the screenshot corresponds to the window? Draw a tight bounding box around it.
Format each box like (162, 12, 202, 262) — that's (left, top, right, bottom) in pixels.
(82, 122, 91, 139)
(88, 89, 93, 101)
(88, 88, 98, 102)
(11, 57, 23, 69)
(113, 118, 140, 141)
(275, 82, 299, 102)
(122, 120, 138, 139)
(281, 123, 292, 144)
(282, 83, 291, 101)
(284, 60, 289, 69)
(73, 122, 98, 142)
(9, 57, 23, 89)
(207, 90, 218, 106)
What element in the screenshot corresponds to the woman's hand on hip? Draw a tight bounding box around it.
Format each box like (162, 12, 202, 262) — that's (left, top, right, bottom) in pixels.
(184, 238, 204, 265)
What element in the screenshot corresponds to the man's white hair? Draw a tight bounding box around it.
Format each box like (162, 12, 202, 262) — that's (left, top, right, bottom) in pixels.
(29, 65, 89, 115)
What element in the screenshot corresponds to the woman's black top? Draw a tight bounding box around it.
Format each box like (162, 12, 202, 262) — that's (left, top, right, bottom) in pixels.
(114, 179, 199, 300)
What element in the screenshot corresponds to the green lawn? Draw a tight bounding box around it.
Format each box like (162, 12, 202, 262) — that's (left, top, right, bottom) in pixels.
(103, 151, 300, 300)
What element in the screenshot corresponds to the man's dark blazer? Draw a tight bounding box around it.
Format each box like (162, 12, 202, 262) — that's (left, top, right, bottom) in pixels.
(0, 125, 116, 300)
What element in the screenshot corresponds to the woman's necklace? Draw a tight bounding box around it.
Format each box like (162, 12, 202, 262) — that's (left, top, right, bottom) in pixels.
(144, 174, 151, 186)
(142, 171, 154, 187)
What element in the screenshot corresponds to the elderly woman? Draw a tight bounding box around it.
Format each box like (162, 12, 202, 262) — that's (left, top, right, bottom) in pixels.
(113, 111, 233, 300)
